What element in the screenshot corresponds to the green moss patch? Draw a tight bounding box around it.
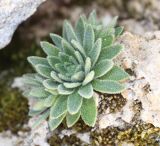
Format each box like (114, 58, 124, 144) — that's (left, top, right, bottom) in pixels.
(0, 89, 29, 134)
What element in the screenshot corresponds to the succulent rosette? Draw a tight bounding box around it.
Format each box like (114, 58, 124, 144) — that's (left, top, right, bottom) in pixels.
(23, 11, 129, 130)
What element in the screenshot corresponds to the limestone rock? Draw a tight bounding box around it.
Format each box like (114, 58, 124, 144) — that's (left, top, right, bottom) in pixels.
(99, 31, 160, 129)
(0, 120, 49, 146)
(0, 0, 46, 49)
(119, 31, 160, 127)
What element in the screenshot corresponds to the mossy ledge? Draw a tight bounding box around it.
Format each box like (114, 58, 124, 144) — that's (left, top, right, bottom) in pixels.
(48, 121, 160, 146)
(0, 89, 29, 134)
(48, 95, 160, 146)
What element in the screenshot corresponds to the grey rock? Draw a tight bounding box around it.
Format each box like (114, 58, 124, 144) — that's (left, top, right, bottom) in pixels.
(0, 0, 46, 49)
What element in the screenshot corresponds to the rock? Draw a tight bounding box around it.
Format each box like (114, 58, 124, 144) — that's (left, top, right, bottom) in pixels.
(99, 31, 160, 128)
(118, 31, 160, 127)
(24, 119, 49, 146)
(121, 142, 134, 146)
(0, 0, 46, 49)
(120, 19, 158, 35)
(0, 120, 49, 146)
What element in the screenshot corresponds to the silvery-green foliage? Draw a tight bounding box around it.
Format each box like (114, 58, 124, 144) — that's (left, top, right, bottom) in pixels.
(23, 10, 129, 130)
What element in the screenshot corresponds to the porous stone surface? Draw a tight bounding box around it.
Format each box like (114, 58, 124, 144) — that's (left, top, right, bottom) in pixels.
(112, 31, 160, 127)
(0, 0, 46, 49)
(99, 31, 160, 128)
(0, 120, 49, 146)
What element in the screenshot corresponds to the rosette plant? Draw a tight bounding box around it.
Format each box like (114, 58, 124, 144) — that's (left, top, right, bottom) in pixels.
(23, 11, 129, 130)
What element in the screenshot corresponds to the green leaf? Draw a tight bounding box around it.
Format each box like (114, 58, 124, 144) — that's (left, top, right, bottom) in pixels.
(92, 79, 125, 94)
(43, 79, 59, 90)
(100, 66, 129, 81)
(27, 56, 49, 67)
(62, 21, 68, 40)
(40, 41, 59, 56)
(74, 65, 83, 73)
(83, 25, 95, 55)
(78, 83, 93, 99)
(34, 74, 46, 83)
(58, 52, 70, 62)
(63, 82, 81, 89)
(58, 74, 71, 82)
(33, 110, 50, 129)
(29, 87, 49, 98)
(89, 38, 102, 67)
(23, 74, 41, 86)
(47, 56, 60, 69)
(66, 111, 80, 127)
(23, 91, 31, 98)
(88, 10, 97, 25)
(49, 113, 66, 131)
(71, 71, 85, 82)
(66, 65, 77, 76)
(94, 59, 113, 78)
(67, 92, 83, 114)
(50, 95, 67, 119)
(75, 16, 85, 44)
(32, 100, 46, 111)
(35, 64, 52, 78)
(55, 63, 66, 75)
(29, 109, 44, 116)
(107, 16, 118, 28)
(50, 33, 63, 50)
(69, 56, 78, 65)
(102, 35, 114, 48)
(82, 71, 95, 86)
(45, 88, 58, 95)
(71, 40, 86, 57)
(62, 40, 75, 56)
(84, 57, 91, 74)
(51, 71, 63, 83)
(99, 44, 123, 60)
(44, 95, 57, 107)
(74, 51, 84, 65)
(58, 84, 74, 95)
(115, 26, 124, 37)
(81, 98, 97, 126)
(63, 20, 77, 42)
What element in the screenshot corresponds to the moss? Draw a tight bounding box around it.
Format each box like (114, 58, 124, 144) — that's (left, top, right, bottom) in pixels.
(131, 100, 142, 125)
(98, 93, 126, 114)
(48, 134, 87, 146)
(48, 119, 92, 146)
(117, 123, 160, 145)
(91, 127, 119, 146)
(0, 33, 43, 134)
(0, 89, 29, 134)
(90, 123, 160, 146)
(71, 119, 92, 133)
(48, 122, 160, 146)
(48, 95, 160, 145)
(92, 98, 160, 145)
